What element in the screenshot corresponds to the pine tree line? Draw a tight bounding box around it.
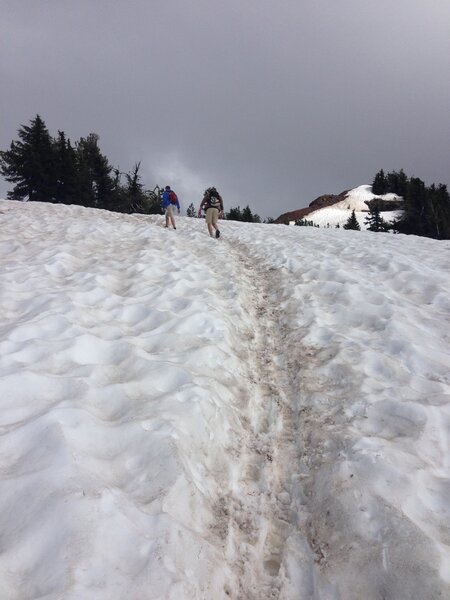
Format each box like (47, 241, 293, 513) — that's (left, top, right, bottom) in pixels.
(1, 116, 270, 221)
(226, 205, 262, 223)
(186, 202, 272, 223)
(295, 219, 319, 227)
(0, 115, 162, 214)
(372, 169, 450, 239)
(2, 118, 448, 237)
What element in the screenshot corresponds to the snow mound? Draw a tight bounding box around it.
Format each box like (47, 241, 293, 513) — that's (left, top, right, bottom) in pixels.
(336, 184, 401, 211)
(307, 185, 402, 229)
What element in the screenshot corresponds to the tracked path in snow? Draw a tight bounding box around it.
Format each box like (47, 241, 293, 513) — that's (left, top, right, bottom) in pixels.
(198, 228, 450, 600)
(209, 237, 317, 599)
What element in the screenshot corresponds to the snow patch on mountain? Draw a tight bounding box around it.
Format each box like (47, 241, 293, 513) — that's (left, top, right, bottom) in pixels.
(306, 185, 402, 229)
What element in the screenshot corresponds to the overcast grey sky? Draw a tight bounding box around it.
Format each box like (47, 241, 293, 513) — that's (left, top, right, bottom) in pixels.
(1, 0, 449, 218)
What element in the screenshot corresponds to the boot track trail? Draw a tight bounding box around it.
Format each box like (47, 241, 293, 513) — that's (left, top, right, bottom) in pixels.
(208, 238, 317, 599)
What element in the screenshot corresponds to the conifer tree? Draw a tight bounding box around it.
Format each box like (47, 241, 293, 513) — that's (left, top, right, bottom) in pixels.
(186, 203, 196, 217)
(74, 141, 96, 208)
(0, 114, 56, 201)
(123, 162, 147, 213)
(226, 205, 260, 222)
(386, 169, 408, 196)
(54, 131, 78, 204)
(428, 184, 450, 239)
(396, 169, 408, 197)
(372, 169, 387, 195)
(226, 206, 242, 221)
(143, 186, 164, 214)
(373, 169, 449, 239)
(343, 209, 361, 230)
(396, 177, 426, 236)
(364, 204, 389, 232)
(408, 182, 450, 240)
(75, 134, 116, 209)
(241, 205, 254, 222)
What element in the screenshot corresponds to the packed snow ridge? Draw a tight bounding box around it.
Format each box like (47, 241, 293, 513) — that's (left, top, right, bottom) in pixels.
(0, 199, 449, 600)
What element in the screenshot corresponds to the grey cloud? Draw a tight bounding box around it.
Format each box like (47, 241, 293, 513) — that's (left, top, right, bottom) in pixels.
(1, 0, 450, 218)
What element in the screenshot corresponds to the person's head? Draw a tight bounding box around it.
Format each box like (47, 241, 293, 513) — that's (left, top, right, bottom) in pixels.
(165, 185, 171, 191)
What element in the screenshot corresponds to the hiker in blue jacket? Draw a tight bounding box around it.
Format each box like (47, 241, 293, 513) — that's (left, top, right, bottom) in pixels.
(162, 186, 180, 229)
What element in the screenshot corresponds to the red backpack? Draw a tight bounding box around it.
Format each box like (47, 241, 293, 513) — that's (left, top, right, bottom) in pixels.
(169, 190, 178, 204)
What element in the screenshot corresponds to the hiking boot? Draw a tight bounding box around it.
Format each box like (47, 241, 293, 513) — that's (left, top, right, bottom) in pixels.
(215, 229, 220, 239)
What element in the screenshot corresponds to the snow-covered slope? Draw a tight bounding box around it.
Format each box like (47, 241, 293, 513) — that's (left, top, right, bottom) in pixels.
(334, 184, 400, 211)
(305, 185, 402, 229)
(0, 199, 449, 600)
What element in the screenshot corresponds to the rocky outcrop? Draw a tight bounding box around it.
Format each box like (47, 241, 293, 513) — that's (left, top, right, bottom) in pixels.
(273, 206, 316, 225)
(309, 190, 350, 209)
(365, 198, 405, 212)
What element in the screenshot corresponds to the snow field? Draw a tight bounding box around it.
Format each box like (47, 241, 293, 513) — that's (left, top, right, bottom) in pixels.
(0, 199, 449, 599)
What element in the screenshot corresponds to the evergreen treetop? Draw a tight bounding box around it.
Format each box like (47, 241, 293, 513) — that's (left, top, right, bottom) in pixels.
(364, 204, 389, 232)
(0, 115, 56, 202)
(343, 209, 361, 230)
(226, 205, 261, 222)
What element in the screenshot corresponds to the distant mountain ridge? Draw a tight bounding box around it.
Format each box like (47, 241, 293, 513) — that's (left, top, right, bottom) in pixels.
(275, 185, 404, 226)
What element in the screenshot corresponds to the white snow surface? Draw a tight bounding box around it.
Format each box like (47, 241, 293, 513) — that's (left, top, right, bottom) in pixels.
(306, 185, 402, 229)
(1, 199, 449, 600)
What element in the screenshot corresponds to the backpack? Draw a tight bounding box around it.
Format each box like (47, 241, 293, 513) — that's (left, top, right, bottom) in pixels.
(207, 188, 221, 209)
(169, 190, 178, 204)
